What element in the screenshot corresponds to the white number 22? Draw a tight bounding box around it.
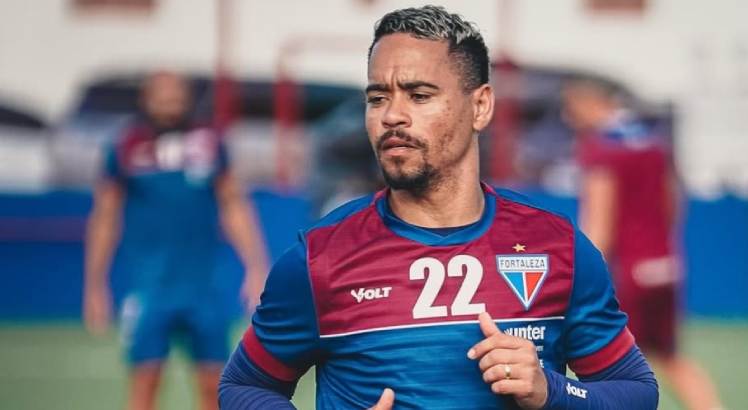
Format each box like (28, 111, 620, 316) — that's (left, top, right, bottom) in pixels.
(409, 255, 485, 319)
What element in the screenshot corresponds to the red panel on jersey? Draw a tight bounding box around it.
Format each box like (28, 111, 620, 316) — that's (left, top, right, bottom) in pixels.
(305, 195, 574, 338)
(568, 327, 636, 376)
(241, 328, 301, 382)
(578, 137, 673, 265)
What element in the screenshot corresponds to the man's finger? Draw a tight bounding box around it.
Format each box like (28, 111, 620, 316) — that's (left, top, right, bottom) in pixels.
(478, 349, 522, 372)
(478, 311, 500, 337)
(368, 388, 395, 410)
(481, 362, 525, 384)
(468, 314, 525, 359)
(490, 379, 532, 396)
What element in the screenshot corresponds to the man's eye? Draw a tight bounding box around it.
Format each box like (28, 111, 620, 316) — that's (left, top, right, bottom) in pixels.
(367, 95, 385, 105)
(411, 93, 431, 102)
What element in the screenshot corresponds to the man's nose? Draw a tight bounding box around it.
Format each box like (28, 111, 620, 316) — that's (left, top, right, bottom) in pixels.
(381, 94, 411, 129)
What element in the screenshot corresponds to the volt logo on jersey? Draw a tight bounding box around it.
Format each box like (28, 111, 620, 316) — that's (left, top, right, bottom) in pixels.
(496, 254, 549, 310)
(350, 286, 392, 303)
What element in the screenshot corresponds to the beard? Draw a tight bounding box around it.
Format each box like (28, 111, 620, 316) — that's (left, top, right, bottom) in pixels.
(381, 160, 439, 195)
(376, 130, 440, 196)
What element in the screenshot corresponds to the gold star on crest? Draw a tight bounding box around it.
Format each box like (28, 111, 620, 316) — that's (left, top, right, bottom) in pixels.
(512, 243, 526, 253)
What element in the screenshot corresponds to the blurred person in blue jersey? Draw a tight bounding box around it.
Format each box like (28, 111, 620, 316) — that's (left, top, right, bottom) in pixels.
(83, 70, 269, 410)
(219, 6, 658, 410)
(563, 76, 724, 410)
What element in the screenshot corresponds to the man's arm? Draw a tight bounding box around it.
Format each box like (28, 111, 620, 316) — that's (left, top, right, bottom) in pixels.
(663, 169, 680, 233)
(542, 345, 657, 409)
(579, 168, 616, 258)
(220, 345, 396, 410)
(219, 345, 298, 409)
(215, 172, 270, 308)
(562, 228, 657, 409)
(83, 179, 124, 335)
(469, 227, 658, 409)
(469, 316, 657, 410)
(219, 241, 315, 409)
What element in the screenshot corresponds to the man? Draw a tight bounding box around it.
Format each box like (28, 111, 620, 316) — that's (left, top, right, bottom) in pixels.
(83, 70, 269, 410)
(563, 76, 723, 410)
(220, 6, 658, 409)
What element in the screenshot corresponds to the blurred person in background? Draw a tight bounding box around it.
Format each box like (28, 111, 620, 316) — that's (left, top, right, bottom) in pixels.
(83, 70, 269, 410)
(562, 76, 724, 410)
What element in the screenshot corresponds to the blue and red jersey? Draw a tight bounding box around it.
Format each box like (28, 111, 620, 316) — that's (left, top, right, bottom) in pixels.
(577, 119, 678, 356)
(240, 184, 633, 409)
(577, 123, 674, 271)
(103, 120, 228, 302)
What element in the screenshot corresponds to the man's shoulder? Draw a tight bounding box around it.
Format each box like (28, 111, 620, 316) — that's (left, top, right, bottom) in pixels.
(304, 193, 378, 235)
(492, 187, 575, 228)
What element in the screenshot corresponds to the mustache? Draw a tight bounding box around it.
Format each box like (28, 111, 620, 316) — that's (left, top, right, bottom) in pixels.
(376, 130, 426, 151)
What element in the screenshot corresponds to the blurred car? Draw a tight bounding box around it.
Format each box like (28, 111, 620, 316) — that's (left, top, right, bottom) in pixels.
(0, 100, 52, 192)
(51, 72, 361, 187)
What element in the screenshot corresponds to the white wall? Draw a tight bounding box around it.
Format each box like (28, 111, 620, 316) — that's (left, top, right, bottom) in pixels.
(0, 0, 746, 197)
(0, 0, 501, 119)
(0, 0, 217, 117)
(512, 0, 748, 198)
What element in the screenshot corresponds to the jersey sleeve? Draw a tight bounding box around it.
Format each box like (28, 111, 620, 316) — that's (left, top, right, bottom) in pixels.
(240, 239, 321, 382)
(563, 229, 635, 377)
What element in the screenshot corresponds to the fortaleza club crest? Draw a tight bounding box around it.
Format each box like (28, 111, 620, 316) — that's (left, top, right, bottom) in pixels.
(496, 254, 549, 310)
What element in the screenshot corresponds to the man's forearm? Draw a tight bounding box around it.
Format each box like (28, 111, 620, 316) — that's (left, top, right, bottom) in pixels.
(219, 346, 297, 410)
(85, 180, 124, 288)
(216, 173, 269, 277)
(84, 210, 120, 289)
(221, 200, 268, 270)
(542, 347, 658, 410)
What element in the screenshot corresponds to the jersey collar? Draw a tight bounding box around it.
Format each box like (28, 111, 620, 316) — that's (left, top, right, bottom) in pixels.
(375, 182, 497, 246)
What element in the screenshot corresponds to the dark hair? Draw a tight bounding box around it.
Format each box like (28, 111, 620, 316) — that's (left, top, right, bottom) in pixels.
(368, 5, 489, 92)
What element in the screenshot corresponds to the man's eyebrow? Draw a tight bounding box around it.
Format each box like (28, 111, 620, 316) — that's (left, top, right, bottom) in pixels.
(398, 81, 440, 91)
(365, 83, 390, 93)
(365, 81, 440, 93)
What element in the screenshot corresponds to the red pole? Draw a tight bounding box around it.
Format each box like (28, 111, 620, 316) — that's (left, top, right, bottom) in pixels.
(490, 0, 520, 184)
(214, 0, 238, 132)
(273, 59, 301, 188)
(490, 58, 521, 183)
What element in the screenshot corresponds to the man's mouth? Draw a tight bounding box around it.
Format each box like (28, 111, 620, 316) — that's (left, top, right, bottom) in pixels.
(382, 137, 416, 150)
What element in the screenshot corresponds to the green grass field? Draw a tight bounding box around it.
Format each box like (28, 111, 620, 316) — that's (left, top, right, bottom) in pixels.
(1, 320, 746, 409)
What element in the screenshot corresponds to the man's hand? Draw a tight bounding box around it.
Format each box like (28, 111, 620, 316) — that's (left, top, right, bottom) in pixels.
(83, 285, 111, 336)
(468, 312, 548, 409)
(367, 388, 394, 410)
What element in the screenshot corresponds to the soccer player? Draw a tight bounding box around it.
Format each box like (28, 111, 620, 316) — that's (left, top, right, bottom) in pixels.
(220, 6, 658, 409)
(563, 76, 724, 410)
(83, 70, 269, 410)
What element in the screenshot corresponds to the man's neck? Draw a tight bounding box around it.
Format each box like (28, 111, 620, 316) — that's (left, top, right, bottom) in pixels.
(388, 173, 484, 229)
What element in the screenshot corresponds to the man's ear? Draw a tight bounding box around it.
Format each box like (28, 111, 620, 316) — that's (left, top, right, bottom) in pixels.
(471, 84, 495, 133)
